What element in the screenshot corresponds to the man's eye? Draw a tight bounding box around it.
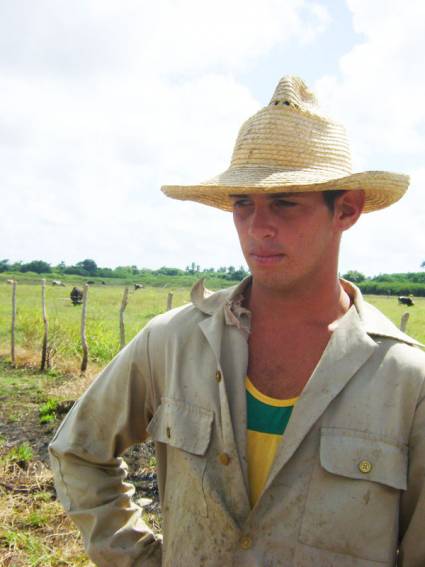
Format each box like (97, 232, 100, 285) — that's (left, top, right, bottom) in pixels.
(233, 198, 252, 208)
(274, 199, 297, 208)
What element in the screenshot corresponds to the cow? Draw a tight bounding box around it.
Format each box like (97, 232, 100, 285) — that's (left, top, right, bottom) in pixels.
(52, 280, 65, 286)
(70, 287, 83, 305)
(134, 283, 144, 290)
(398, 296, 414, 307)
(86, 280, 95, 285)
(6, 279, 15, 284)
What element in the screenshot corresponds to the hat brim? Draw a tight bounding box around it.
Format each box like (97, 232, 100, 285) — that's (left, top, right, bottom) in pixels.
(162, 168, 409, 213)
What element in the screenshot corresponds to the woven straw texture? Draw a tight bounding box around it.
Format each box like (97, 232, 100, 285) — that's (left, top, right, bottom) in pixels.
(161, 76, 409, 212)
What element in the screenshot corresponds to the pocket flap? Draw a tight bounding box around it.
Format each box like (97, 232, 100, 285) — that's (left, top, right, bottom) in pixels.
(147, 397, 213, 456)
(320, 427, 407, 490)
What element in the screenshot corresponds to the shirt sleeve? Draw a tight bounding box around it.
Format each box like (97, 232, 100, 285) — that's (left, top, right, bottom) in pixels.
(399, 375, 425, 567)
(49, 325, 162, 567)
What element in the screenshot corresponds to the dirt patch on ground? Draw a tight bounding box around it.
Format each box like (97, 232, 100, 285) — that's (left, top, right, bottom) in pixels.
(0, 358, 160, 565)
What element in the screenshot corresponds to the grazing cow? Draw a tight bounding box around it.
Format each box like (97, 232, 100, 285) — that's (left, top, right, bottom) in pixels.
(398, 296, 414, 307)
(134, 283, 144, 290)
(86, 280, 95, 285)
(6, 279, 15, 284)
(101, 281, 106, 285)
(52, 280, 65, 286)
(70, 287, 83, 305)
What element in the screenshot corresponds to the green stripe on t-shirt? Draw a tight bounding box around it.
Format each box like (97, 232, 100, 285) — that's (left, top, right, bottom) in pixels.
(246, 388, 295, 435)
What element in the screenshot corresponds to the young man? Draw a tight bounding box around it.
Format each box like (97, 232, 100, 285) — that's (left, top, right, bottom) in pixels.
(50, 76, 425, 566)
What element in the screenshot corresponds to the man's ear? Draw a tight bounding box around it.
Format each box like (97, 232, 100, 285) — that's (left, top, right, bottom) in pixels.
(333, 190, 365, 231)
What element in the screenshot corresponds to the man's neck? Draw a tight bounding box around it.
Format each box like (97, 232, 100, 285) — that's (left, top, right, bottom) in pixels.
(247, 276, 352, 328)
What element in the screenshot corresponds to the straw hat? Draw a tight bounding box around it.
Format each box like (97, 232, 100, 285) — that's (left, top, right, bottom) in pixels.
(161, 76, 409, 213)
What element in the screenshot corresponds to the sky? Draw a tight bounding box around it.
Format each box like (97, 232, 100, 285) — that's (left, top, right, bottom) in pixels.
(1, 0, 424, 276)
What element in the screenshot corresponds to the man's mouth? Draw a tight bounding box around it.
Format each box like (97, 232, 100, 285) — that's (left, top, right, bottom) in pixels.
(249, 252, 285, 265)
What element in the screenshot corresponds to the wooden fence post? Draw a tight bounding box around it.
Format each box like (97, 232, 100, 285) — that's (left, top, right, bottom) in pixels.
(119, 286, 129, 349)
(400, 312, 409, 333)
(11, 280, 17, 367)
(40, 279, 49, 371)
(80, 284, 89, 373)
(167, 292, 173, 311)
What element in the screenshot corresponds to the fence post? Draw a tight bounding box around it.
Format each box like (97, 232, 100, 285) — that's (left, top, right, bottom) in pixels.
(80, 284, 89, 373)
(400, 312, 409, 333)
(167, 292, 173, 311)
(40, 279, 49, 371)
(11, 280, 17, 367)
(119, 286, 129, 349)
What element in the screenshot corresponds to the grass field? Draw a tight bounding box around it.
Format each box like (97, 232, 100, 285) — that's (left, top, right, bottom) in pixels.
(364, 295, 425, 344)
(0, 283, 423, 372)
(0, 283, 192, 369)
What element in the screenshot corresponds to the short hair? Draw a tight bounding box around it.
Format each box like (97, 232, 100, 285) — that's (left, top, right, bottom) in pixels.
(322, 190, 346, 212)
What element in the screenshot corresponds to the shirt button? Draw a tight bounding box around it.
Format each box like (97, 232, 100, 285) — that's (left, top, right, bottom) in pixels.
(358, 460, 372, 474)
(239, 535, 252, 550)
(218, 452, 231, 466)
(215, 370, 222, 383)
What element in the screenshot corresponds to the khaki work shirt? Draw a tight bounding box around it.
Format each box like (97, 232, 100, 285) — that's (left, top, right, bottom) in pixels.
(49, 279, 425, 566)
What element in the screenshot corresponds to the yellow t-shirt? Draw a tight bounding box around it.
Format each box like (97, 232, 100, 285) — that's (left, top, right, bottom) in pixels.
(246, 377, 298, 507)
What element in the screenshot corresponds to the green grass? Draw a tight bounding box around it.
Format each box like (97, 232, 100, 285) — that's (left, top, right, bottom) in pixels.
(366, 295, 425, 344)
(0, 284, 424, 373)
(39, 399, 59, 424)
(0, 283, 192, 366)
(5, 443, 33, 466)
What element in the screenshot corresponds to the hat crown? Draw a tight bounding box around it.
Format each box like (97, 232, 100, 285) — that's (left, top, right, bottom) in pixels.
(230, 75, 352, 177)
(269, 75, 318, 114)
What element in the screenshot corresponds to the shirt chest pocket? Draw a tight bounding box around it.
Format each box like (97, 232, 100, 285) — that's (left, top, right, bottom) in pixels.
(147, 397, 214, 517)
(297, 427, 407, 565)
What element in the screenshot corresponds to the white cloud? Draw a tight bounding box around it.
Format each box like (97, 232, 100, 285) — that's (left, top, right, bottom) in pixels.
(316, 0, 425, 168)
(341, 168, 425, 276)
(313, 0, 425, 275)
(0, 0, 331, 268)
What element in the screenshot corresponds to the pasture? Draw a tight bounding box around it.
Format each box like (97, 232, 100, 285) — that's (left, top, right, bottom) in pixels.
(0, 283, 192, 370)
(365, 295, 425, 344)
(0, 284, 423, 372)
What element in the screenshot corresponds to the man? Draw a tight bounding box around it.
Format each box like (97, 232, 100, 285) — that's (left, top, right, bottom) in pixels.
(50, 76, 425, 566)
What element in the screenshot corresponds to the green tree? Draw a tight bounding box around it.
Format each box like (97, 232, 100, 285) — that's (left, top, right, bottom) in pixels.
(76, 259, 98, 276)
(20, 260, 52, 274)
(342, 270, 366, 284)
(0, 259, 10, 272)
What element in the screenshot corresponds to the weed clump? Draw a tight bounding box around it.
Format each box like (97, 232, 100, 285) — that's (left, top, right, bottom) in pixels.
(39, 399, 59, 424)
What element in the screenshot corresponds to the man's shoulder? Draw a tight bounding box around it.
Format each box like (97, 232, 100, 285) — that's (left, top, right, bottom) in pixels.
(361, 299, 425, 372)
(144, 281, 239, 337)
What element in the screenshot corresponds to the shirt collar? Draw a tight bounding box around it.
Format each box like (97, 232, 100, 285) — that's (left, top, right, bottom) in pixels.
(191, 276, 423, 348)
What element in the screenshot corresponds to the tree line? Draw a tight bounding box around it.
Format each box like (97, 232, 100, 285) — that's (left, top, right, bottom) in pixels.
(0, 258, 249, 282)
(2, 259, 425, 295)
(342, 270, 425, 297)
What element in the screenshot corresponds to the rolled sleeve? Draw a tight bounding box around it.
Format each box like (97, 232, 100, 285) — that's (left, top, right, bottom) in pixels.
(49, 326, 162, 567)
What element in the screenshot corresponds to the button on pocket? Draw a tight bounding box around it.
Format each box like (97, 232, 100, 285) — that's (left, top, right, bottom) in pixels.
(358, 460, 372, 474)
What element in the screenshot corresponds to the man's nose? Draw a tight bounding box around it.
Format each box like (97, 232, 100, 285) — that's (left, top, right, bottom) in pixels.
(247, 206, 277, 239)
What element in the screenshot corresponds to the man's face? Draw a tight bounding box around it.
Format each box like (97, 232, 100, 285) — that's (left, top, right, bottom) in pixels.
(232, 191, 342, 294)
